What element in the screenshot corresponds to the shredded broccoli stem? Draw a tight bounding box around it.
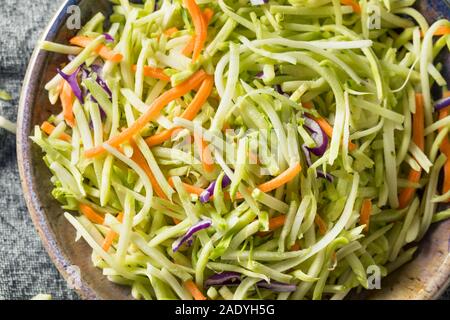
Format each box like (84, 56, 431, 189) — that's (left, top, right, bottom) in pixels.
(32, 0, 450, 300)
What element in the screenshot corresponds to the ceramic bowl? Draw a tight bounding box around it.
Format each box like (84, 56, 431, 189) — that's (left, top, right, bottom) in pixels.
(17, 0, 450, 300)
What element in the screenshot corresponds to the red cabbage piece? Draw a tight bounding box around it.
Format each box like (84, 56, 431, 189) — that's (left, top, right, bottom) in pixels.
(257, 280, 296, 292)
(57, 67, 84, 103)
(95, 75, 112, 99)
(301, 144, 312, 167)
(317, 170, 334, 182)
(199, 175, 232, 203)
(103, 33, 114, 42)
(435, 97, 450, 111)
(302, 144, 334, 182)
(256, 71, 264, 79)
(205, 272, 241, 287)
(204, 272, 296, 293)
(303, 117, 328, 156)
(172, 220, 212, 252)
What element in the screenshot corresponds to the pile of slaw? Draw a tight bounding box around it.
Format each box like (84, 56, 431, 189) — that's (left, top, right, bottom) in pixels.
(33, 0, 450, 300)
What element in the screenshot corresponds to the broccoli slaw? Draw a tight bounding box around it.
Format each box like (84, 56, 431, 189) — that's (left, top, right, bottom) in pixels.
(32, 0, 450, 300)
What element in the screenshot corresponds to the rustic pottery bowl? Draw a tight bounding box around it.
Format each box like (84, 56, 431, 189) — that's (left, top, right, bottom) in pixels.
(17, 0, 450, 300)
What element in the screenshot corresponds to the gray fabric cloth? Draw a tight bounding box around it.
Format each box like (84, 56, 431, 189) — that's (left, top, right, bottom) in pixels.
(0, 0, 78, 300)
(0, 0, 448, 300)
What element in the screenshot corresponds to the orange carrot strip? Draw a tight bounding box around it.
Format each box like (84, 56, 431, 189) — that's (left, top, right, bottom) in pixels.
(40, 121, 72, 142)
(317, 117, 358, 151)
(412, 94, 425, 150)
(85, 70, 207, 158)
(101, 212, 124, 252)
(79, 203, 104, 224)
(257, 163, 302, 193)
(203, 8, 214, 23)
(146, 128, 181, 147)
(359, 199, 372, 233)
(145, 75, 214, 147)
(184, 280, 207, 300)
(399, 94, 424, 209)
(340, 0, 361, 13)
(132, 65, 170, 82)
(398, 170, 421, 209)
(194, 132, 215, 173)
(69, 36, 123, 62)
(173, 218, 182, 225)
(168, 177, 206, 196)
(257, 215, 287, 237)
(421, 26, 450, 37)
(183, 0, 207, 62)
(182, 8, 213, 57)
(290, 242, 301, 251)
(303, 101, 357, 151)
(180, 75, 214, 120)
(182, 37, 196, 56)
(443, 161, 450, 198)
(60, 80, 75, 128)
(268, 215, 287, 230)
(433, 26, 450, 36)
(130, 140, 167, 199)
(164, 27, 179, 37)
(314, 214, 327, 235)
(439, 91, 450, 198)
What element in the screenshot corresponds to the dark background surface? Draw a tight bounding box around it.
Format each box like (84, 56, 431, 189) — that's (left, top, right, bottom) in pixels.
(0, 0, 448, 300)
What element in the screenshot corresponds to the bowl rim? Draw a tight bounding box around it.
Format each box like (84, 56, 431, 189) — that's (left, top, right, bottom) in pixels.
(17, 0, 99, 300)
(16, 0, 450, 300)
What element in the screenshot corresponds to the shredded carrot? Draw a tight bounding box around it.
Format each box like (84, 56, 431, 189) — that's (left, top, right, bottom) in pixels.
(146, 128, 181, 147)
(101, 212, 124, 252)
(257, 215, 287, 237)
(40, 121, 72, 142)
(129, 140, 167, 199)
(145, 75, 214, 147)
(257, 163, 302, 193)
(438, 91, 450, 198)
(168, 177, 206, 196)
(180, 75, 214, 120)
(184, 280, 207, 300)
(69, 36, 123, 62)
(303, 101, 357, 151)
(132, 65, 170, 82)
(412, 94, 425, 150)
(79, 203, 104, 224)
(170, 163, 301, 201)
(148, 128, 185, 147)
(203, 8, 214, 23)
(222, 122, 231, 132)
(182, 8, 214, 57)
(60, 80, 75, 128)
(173, 217, 182, 225)
(268, 215, 287, 230)
(314, 214, 327, 236)
(340, 0, 361, 13)
(84, 70, 207, 158)
(421, 26, 450, 37)
(399, 94, 424, 209)
(194, 132, 215, 173)
(443, 161, 450, 198)
(183, 0, 207, 62)
(164, 27, 179, 37)
(290, 242, 301, 251)
(359, 199, 372, 233)
(182, 37, 196, 56)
